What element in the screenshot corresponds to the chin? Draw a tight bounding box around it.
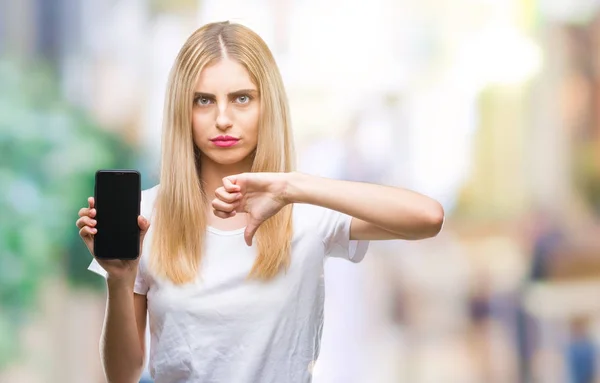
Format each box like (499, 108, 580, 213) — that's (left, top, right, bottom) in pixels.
(204, 151, 253, 167)
(214, 157, 246, 166)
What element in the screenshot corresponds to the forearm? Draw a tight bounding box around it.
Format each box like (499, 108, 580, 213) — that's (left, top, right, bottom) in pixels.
(100, 278, 144, 383)
(285, 172, 444, 238)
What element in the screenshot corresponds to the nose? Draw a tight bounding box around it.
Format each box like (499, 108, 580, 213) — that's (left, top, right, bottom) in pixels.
(215, 104, 233, 131)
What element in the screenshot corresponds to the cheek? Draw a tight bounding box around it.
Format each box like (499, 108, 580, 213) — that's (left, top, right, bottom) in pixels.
(243, 108, 260, 139)
(192, 112, 211, 135)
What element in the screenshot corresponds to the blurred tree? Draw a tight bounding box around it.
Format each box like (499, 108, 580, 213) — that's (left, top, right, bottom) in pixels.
(149, 0, 198, 15)
(0, 58, 137, 370)
(574, 142, 600, 215)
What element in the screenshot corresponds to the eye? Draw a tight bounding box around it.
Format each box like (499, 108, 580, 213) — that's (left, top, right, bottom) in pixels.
(235, 95, 251, 104)
(194, 96, 213, 106)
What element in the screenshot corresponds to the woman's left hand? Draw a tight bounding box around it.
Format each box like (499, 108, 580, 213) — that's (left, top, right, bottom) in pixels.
(212, 172, 290, 246)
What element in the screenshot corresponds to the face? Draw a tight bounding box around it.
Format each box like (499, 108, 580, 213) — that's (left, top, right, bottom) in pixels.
(192, 57, 260, 168)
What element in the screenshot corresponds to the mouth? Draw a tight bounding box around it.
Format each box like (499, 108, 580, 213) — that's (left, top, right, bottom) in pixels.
(211, 136, 240, 148)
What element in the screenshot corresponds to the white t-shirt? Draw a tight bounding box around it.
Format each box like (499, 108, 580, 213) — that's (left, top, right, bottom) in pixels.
(88, 185, 369, 383)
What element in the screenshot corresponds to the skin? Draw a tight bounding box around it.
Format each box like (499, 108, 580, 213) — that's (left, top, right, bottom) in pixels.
(193, 59, 444, 245)
(212, 171, 445, 246)
(75, 56, 444, 382)
(76, 197, 148, 383)
(191, 57, 259, 231)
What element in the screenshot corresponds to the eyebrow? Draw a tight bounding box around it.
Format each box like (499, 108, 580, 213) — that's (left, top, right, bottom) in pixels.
(193, 89, 258, 98)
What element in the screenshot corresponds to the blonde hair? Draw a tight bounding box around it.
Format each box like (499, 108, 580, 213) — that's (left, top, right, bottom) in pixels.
(149, 21, 295, 284)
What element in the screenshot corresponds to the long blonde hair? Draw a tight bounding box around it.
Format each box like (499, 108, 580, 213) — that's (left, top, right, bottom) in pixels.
(149, 21, 295, 284)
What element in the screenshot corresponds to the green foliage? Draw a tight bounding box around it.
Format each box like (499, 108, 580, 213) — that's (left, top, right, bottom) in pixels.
(0, 58, 138, 369)
(574, 142, 600, 216)
(149, 0, 198, 15)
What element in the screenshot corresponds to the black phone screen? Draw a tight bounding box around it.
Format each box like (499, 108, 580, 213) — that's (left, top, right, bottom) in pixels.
(93, 170, 141, 260)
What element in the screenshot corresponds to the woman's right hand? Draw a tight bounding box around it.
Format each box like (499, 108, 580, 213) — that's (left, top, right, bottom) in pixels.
(76, 196, 151, 283)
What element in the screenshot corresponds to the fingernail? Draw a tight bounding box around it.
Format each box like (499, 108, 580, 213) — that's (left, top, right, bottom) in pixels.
(92, 228, 97, 233)
(91, 220, 96, 225)
(231, 210, 236, 216)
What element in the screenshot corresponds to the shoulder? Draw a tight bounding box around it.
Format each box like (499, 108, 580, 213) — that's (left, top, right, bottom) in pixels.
(292, 203, 348, 237)
(141, 184, 160, 218)
(292, 203, 329, 223)
(292, 203, 342, 221)
(142, 184, 160, 201)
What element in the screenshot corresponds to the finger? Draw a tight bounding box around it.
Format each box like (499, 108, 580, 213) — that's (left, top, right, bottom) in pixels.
(215, 187, 241, 203)
(79, 226, 97, 238)
(88, 197, 95, 209)
(78, 206, 95, 217)
(211, 198, 238, 213)
(76, 216, 97, 229)
(244, 223, 259, 247)
(138, 215, 150, 232)
(139, 216, 151, 247)
(89, 208, 96, 218)
(223, 177, 240, 193)
(213, 209, 236, 219)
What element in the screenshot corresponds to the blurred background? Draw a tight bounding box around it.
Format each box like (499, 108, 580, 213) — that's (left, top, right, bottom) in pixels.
(2, 0, 600, 382)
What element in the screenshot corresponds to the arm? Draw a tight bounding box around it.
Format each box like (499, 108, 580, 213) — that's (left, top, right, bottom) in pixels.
(100, 279, 147, 383)
(285, 172, 444, 240)
(76, 196, 151, 381)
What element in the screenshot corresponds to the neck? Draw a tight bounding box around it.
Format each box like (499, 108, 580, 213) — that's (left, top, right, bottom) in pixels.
(200, 155, 253, 200)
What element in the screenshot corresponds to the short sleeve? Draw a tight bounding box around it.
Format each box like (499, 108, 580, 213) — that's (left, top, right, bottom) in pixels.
(317, 207, 370, 263)
(87, 259, 149, 295)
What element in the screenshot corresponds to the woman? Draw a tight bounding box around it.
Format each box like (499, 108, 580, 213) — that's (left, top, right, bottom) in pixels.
(76, 21, 444, 383)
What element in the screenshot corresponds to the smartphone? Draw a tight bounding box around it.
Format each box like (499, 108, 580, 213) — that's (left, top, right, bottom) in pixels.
(93, 170, 141, 260)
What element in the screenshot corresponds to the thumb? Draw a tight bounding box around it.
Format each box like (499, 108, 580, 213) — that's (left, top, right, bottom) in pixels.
(244, 220, 260, 247)
(138, 216, 151, 236)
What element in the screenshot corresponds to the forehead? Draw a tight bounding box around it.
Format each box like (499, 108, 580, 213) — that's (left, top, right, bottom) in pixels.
(195, 58, 256, 91)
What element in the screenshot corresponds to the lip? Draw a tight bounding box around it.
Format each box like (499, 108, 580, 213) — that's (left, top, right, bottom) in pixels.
(211, 135, 240, 148)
